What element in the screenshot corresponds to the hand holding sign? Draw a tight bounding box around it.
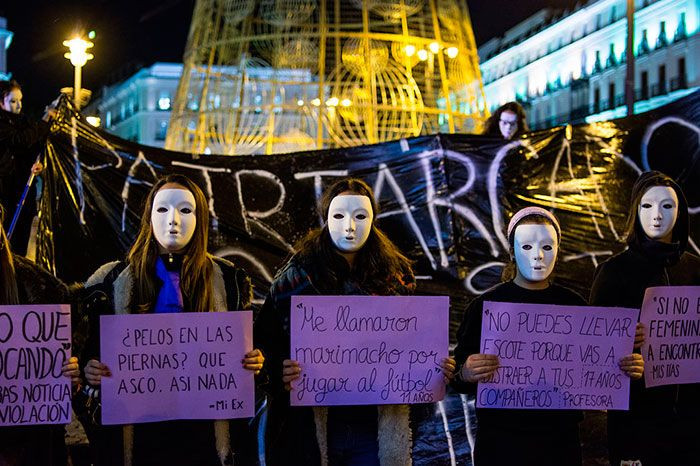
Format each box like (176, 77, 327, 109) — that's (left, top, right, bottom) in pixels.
(62, 356, 81, 387)
(461, 354, 500, 383)
(283, 359, 301, 390)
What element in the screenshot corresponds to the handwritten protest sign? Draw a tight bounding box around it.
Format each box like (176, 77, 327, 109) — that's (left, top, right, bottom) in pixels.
(641, 286, 700, 388)
(0, 305, 72, 426)
(290, 295, 448, 406)
(478, 302, 637, 410)
(100, 311, 254, 424)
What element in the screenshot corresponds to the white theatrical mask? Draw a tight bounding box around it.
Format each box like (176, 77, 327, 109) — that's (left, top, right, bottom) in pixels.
(327, 195, 374, 252)
(151, 188, 197, 252)
(638, 186, 679, 241)
(513, 223, 559, 283)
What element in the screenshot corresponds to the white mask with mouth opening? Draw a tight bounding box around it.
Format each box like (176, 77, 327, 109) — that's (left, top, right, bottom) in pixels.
(327, 195, 373, 252)
(151, 188, 197, 253)
(638, 186, 679, 241)
(513, 223, 558, 283)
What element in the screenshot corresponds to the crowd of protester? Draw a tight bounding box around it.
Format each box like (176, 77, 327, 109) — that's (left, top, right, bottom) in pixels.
(0, 79, 697, 466)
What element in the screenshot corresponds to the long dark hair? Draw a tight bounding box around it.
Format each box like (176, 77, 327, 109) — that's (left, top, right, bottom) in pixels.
(293, 178, 413, 294)
(0, 204, 19, 305)
(483, 101, 529, 138)
(128, 174, 214, 313)
(0, 79, 21, 102)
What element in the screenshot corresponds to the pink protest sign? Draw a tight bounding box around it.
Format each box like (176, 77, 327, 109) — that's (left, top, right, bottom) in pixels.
(0, 304, 72, 426)
(641, 286, 700, 388)
(290, 295, 449, 406)
(100, 311, 254, 425)
(478, 301, 637, 411)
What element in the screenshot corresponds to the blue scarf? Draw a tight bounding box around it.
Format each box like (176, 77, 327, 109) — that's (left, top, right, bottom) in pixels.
(154, 256, 184, 313)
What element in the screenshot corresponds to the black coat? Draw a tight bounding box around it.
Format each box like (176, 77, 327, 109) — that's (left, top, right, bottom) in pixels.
(590, 170, 700, 465)
(0, 110, 49, 206)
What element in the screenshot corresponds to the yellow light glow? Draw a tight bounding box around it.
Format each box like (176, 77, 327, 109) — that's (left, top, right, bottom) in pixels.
(404, 44, 416, 57)
(311, 98, 321, 106)
(297, 99, 304, 106)
(63, 37, 94, 67)
(417, 49, 428, 61)
(446, 47, 459, 59)
(340, 98, 352, 107)
(326, 96, 339, 106)
(85, 116, 101, 127)
(429, 42, 440, 54)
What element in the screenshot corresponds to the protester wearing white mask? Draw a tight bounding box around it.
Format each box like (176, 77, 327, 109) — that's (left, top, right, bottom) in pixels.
(453, 206, 642, 466)
(79, 175, 262, 466)
(591, 171, 700, 466)
(255, 178, 455, 466)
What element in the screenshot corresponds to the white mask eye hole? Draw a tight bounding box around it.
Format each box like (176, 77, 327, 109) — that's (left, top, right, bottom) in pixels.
(543, 245, 553, 251)
(157, 207, 168, 213)
(181, 207, 193, 214)
(521, 244, 532, 250)
(662, 203, 674, 209)
(333, 213, 344, 219)
(356, 213, 367, 220)
(641, 203, 652, 209)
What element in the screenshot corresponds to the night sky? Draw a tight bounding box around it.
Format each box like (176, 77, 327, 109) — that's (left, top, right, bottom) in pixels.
(1, 0, 580, 115)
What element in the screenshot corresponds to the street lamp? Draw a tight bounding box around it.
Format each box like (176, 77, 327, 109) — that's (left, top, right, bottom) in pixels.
(63, 37, 94, 110)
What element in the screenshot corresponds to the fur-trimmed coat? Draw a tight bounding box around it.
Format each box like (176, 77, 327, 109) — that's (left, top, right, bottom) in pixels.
(82, 256, 252, 466)
(0, 255, 71, 466)
(255, 258, 415, 466)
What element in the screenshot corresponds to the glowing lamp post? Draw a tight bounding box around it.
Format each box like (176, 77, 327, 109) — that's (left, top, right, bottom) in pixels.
(63, 37, 94, 110)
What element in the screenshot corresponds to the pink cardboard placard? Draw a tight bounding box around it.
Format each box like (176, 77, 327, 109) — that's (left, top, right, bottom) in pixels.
(641, 286, 700, 387)
(0, 304, 72, 426)
(478, 301, 637, 411)
(290, 295, 449, 406)
(100, 311, 254, 424)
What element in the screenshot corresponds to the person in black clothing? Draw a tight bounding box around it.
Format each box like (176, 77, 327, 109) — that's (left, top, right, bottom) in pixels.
(590, 171, 700, 466)
(255, 178, 455, 466)
(79, 175, 263, 466)
(0, 202, 80, 466)
(0, 79, 57, 255)
(453, 207, 643, 466)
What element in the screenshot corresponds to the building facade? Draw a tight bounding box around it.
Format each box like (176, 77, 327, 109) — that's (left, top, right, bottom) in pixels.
(85, 62, 316, 152)
(478, 0, 698, 130)
(0, 17, 13, 81)
(84, 63, 181, 148)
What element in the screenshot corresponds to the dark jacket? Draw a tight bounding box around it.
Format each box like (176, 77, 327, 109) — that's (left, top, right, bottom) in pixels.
(0, 110, 49, 203)
(590, 171, 700, 465)
(255, 256, 416, 466)
(80, 256, 253, 466)
(0, 255, 71, 466)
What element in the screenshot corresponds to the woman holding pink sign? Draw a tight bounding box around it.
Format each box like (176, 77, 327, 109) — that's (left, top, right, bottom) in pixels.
(591, 171, 700, 466)
(453, 207, 643, 466)
(255, 178, 455, 466)
(78, 175, 263, 466)
(0, 201, 80, 466)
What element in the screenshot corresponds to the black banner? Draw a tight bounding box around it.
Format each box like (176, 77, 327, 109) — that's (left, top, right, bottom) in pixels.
(38, 89, 700, 464)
